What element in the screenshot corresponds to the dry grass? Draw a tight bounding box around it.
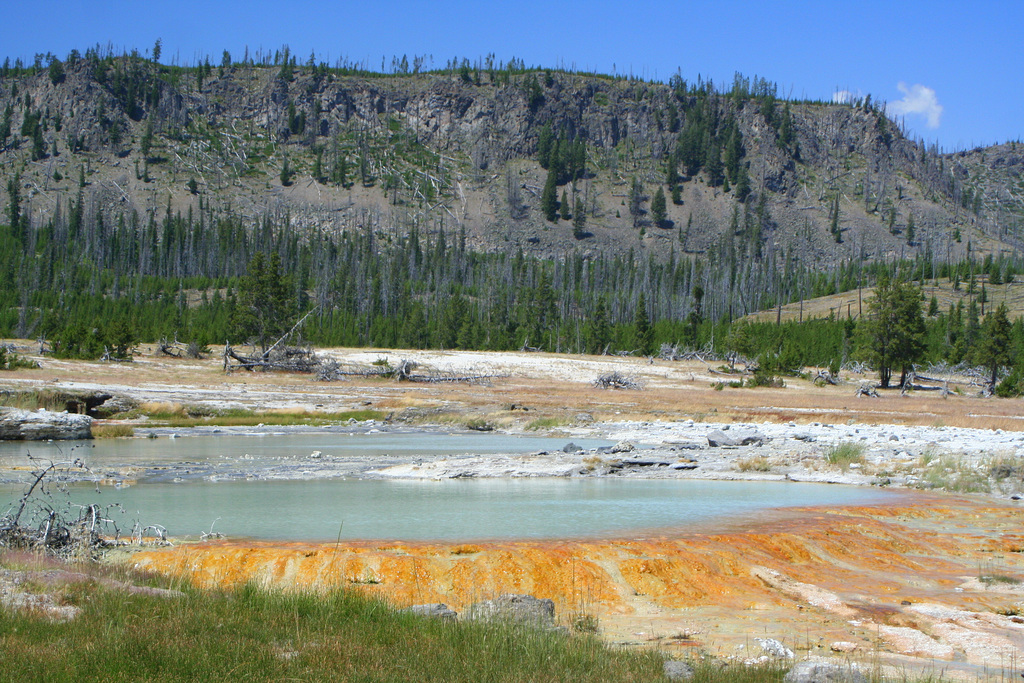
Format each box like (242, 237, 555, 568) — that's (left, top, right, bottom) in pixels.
(91, 423, 135, 438)
(744, 276, 1024, 324)
(737, 455, 772, 472)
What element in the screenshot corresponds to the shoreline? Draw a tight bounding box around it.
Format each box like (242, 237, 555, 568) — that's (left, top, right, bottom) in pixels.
(3, 417, 1021, 501)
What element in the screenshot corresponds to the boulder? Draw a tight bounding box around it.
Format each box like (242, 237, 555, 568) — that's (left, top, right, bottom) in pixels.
(707, 429, 765, 447)
(90, 395, 137, 419)
(783, 660, 866, 683)
(663, 660, 695, 680)
(755, 637, 794, 658)
(466, 594, 555, 627)
(562, 442, 582, 453)
(401, 603, 457, 621)
(0, 408, 92, 441)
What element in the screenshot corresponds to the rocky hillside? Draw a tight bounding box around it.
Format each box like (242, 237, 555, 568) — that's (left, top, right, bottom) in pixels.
(1, 54, 1021, 265)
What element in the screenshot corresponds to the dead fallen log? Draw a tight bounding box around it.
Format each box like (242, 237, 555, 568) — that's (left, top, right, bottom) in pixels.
(855, 384, 879, 398)
(316, 357, 504, 384)
(593, 371, 643, 390)
(813, 369, 840, 386)
(223, 343, 320, 373)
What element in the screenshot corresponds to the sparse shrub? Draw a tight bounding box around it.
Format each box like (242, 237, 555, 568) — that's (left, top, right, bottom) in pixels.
(526, 417, 566, 431)
(919, 453, 991, 493)
(825, 442, 865, 471)
(570, 613, 599, 633)
(0, 346, 39, 370)
(737, 456, 772, 472)
(465, 418, 494, 432)
(980, 573, 1021, 586)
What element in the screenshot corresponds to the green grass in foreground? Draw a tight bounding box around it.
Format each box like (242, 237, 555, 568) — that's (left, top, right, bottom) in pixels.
(0, 576, 665, 682)
(0, 553, 965, 682)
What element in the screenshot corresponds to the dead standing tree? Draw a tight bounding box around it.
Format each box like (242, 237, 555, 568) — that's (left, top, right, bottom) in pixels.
(0, 455, 162, 558)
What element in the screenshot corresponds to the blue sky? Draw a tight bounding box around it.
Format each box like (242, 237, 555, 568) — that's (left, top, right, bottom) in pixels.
(2, 0, 1020, 150)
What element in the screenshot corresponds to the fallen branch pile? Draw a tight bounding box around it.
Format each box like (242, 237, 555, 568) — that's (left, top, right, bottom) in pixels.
(223, 344, 320, 373)
(0, 456, 168, 559)
(156, 337, 206, 359)
(593, 371, 643, 390)
(316, 357, 505, 384)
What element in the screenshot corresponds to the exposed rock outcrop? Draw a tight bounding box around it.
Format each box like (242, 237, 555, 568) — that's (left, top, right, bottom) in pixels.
(0, 408, 92, 440)
(707, 428, 765, 447)
(466, 594, 556, 627)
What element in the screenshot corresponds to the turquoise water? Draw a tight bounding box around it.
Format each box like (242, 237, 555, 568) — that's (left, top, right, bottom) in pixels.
(1, 477, 894, 542)
(0, 432, 896, 542)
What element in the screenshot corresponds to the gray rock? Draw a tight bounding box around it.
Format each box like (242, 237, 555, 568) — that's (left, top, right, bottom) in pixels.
(707, 429, 765, 447)
(562, 442, 582, 453)
(783, 660, 866, 683)
(402, 603, 457, 621)
(90, 395, 137, 419)
(466, 593, 555, 626)
(0, 408, 92, 441)
(609, 441, 635, 453)
(574, 412, 594, 424)
(793, 432, 816, 442)
(663, 659, 695, 680)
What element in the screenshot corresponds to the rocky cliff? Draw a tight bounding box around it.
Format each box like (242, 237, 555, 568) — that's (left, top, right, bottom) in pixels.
(2, 57, 1022, 264)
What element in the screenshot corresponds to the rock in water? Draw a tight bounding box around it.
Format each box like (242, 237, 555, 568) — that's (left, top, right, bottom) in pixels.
(0, 408, 92, 441)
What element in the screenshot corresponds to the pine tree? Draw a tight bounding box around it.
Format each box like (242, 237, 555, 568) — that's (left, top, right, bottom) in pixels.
(856, 273, 926, 388)
(628, 177, 643, 227)
(280, 157, 293, 186)
(976, 303, 1011, 388)
(572, 196, 586, 238)
(906, 213, 915, 245)
(735, 165, 751, 202)
(560, 190, 571, 221)
(634, 292, 653, 356)
(541, 169, 558, 222)
(6, 174, 20, 233)
(651, 186, 667, 227)
(589, 296, 610, 354)
(778, 103, 793, 148)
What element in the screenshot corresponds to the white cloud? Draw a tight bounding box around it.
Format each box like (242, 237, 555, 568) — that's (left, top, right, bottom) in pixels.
(886, 82, 943, 129)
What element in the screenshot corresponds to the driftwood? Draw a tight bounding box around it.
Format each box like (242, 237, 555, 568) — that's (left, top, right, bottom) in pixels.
(843, 361, 871, 375)
(99, 346, 133, 363)
(224, 343, 320, 373)
(0, 456, 147, 558)
(855, 384, 879, 398)
(316, 358, 504, 385)
(593, 371, 643, 390)
(156, 337, 206, 359)
(223, 308, 321, 373)
(813, 369, 841, 386)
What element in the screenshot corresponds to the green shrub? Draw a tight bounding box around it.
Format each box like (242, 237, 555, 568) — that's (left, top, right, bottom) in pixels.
(825, 442, 865, 471)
